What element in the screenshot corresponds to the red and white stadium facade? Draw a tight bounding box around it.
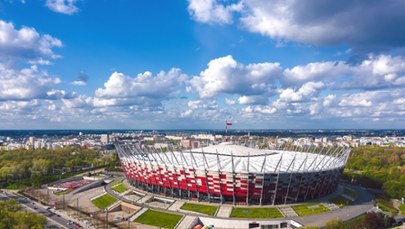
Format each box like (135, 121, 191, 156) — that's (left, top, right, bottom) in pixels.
(116, 142, 351, 205)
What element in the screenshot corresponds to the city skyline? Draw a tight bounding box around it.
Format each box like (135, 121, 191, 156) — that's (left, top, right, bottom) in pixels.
(0, 0, 405, 129)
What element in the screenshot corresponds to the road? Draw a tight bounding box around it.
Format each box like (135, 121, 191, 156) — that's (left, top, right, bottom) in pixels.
(292, 185, 375, 227)
(1, 190, 82, 229)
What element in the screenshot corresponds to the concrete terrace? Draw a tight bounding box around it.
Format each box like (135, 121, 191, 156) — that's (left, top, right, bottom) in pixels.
(101, 177, 374, 228)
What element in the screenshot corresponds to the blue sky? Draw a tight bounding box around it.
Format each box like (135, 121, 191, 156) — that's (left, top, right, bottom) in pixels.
(0, 0, 404, 129)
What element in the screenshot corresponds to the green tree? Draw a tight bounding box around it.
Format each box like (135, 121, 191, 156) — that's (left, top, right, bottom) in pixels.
(324, 218, 345, 229)
(30, 159, 51, 175)
(0, 199, 46, 228)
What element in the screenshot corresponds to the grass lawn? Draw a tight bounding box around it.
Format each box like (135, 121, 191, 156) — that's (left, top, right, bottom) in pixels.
(330, 196, 352, 208)
(343, 213, 366, 228)
(375, 198, 398, 215)
(112, 184, 128, 193)
(399, 204, 405, 214)
(134, 209, 183, 229)
(230, 207, 283, 218)
(343, 188, 358, 199)
(91, 193, 118, 209)
(110, 179, 123, 187)
(292, 203, 330, 216)
(180, 203, 218, 216)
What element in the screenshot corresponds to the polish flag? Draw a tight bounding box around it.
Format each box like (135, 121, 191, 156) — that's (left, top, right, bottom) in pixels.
(226, 121, 232, 126)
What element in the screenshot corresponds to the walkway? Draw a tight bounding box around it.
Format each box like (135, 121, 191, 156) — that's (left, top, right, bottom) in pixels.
(216, 205, 233, 218)
(291, 186, 374, 227)
(104, 180, 375, 228)
(168, 200, 185, 211)
(279, 206, 297, 217)
(176, 215, 198, 229)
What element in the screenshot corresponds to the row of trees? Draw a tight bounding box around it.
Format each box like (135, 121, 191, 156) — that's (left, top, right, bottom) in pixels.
(0, 199, 46, 228)
(344, 145, 405, 199)
(0, 146, 117, 187)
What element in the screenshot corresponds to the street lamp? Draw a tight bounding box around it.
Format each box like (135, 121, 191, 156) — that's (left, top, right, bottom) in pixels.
(104, 207, 109, 229)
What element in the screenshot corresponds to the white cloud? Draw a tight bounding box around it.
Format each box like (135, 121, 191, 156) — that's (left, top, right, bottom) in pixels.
(188, 1, 405, 49)
(46, 0, 79, 15)
(238, 95, 267, 105)
(279, 81, 324, 102)
(188, 100, 204, 110)
(96, 69, 186, 99)
(323, 95, 336, 107)
(181, 109, 193, 117)
(28, 58, 51, 65)
(0, 20, 62, 61)
(187, 0, 243, 24)
(95, 69, 187, 108)
(339, 96, 372, 107)
(393, 98, 405, 105)
(225, 98, 236, 105)
(0, 100, 39, 111)
(243, 105, 277, 114)
(239, 0, 405, 48)
(71, 71, 88, 86)
(191, 55, 281, 98)
(0, 64, 61, 101)
(284, 61, 348, 85)
(283, 55, 405, 89)
(71, 80, 86, 86)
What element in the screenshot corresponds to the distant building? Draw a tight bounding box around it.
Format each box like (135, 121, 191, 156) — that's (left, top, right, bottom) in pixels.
(343, 135, 353, 141)
(181, 139, 200, 149)
(165, 135, 184, 141)
(28, 136, 35, 146)
(101, 134, 110, 144)
(154, 143, 172, 149)
(143, 135, 161, 142)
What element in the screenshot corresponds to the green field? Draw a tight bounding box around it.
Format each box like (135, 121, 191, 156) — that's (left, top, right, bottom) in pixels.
(110, 179, 123, 186)
(330, 196, 352, 208)
(134, 209, 183, 229)
(343, 188, 358, 199)
(399, 204, 405, 214)
(91, 193, 118, 209)
(180, 203, 218, 216)
(343, 214, 366, 228)
(112, 184, 128, 193)
(375, 198, 398, 215)
(230, 207, 283, 218)
(292, 203, 330, 216)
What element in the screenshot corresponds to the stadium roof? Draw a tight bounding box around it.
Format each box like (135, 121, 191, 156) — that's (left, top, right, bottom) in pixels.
(194, 142, 274, 156)
(119, 143, 349, 173)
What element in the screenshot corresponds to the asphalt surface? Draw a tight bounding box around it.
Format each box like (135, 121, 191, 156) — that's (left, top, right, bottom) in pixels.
(292, 185, 374, 227)
(0, 190, 82, 229)
(105, 178, 376, 228)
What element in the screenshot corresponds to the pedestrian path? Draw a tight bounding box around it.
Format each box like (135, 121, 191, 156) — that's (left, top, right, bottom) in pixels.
(168, 200, 185, 211)
(216, 205, 232, 218)
(137, 195, 152, 204)
(323, 202, 339, 211)
(278, 205, 298, 217)
(130, 207, 148, 221)
(176, 215, 197, 229)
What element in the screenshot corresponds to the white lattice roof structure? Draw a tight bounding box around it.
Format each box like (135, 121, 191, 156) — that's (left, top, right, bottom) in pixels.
(122, 142, 350, 173)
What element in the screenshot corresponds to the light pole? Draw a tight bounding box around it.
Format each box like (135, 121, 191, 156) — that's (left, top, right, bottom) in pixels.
(46, 185, 50, 204)
(104, 208, 109, 229)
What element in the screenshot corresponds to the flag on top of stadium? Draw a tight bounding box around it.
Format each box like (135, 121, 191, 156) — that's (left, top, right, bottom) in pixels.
(226, 121, 232, 126)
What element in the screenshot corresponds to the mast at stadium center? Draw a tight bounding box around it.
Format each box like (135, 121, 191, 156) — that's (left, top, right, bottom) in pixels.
(225, 120, 232, 141)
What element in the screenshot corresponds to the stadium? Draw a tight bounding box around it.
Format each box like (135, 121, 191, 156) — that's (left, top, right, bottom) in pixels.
(116, 142, 351, 205)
